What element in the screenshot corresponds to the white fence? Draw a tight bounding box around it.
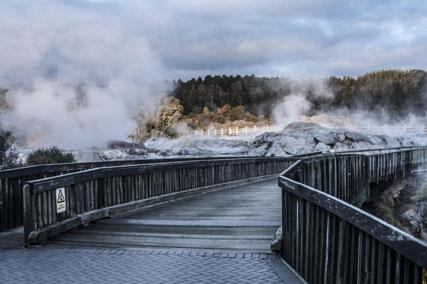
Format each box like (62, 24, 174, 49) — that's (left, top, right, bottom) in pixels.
(194, 125, 280, 137)
(193, 124, 427, 137)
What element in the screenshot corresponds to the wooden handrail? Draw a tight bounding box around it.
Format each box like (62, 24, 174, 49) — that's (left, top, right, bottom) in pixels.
(23, 157, 294, 246)
(279, 148, 427, 283)
(0, 156, 266, 231)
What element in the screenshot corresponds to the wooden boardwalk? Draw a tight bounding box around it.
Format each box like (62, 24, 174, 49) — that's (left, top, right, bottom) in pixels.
(45, 178, 281, 253)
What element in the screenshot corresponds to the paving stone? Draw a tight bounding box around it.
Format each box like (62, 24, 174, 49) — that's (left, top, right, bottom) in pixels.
(0, 248, 299, 284)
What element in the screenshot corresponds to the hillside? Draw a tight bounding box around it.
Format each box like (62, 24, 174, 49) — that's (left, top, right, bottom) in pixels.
(327, 70, 427, 119)
(170, 70, 427, 122)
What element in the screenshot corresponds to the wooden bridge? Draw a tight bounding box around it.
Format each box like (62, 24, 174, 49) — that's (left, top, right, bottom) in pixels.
(41, 178, 281, 252)
(1, 148, 427, 283)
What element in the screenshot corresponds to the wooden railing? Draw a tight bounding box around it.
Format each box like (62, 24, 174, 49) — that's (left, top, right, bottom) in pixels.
(279, 147, 427, 283)
(0, 157, 260, 231)
(23, 157, 294, 246)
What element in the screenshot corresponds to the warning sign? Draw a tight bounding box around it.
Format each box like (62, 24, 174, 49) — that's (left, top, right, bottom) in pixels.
(56, 187, 66, 213)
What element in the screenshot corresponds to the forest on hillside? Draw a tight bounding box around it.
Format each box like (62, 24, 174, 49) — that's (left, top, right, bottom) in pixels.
(170, 69, 427, 120)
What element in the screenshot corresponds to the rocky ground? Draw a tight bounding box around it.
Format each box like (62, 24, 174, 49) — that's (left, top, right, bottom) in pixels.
(362, 174, 427, 242)
(68, 122, 427, 162)
(250, 122, 425, 156)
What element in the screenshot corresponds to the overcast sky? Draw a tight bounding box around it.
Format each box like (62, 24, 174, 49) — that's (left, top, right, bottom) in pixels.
(1, 0, 426, 85)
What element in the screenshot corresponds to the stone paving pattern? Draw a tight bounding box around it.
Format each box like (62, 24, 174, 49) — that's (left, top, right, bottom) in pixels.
(0, 248, 303, 283)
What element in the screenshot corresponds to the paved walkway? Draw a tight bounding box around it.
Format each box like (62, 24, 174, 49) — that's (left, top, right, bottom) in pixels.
(0, 248, 305, 283)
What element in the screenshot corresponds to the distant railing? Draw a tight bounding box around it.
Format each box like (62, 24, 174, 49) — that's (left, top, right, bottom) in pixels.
(194, 123, 427, 137)
(0, 157, 261, 232)
(23, 157, 294, 246)
(194, 125, 280, 137)
(325, 124, 427, 134)
(279, 147, 427, 283)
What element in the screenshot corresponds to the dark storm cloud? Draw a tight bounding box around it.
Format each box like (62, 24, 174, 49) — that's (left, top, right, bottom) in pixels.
(113, 0, 427, 78)
(1, 0, 427, 82)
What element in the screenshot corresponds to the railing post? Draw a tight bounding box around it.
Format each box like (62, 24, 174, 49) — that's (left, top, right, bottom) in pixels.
(0, 179, 5, 231)
(23, 184, 33, 247)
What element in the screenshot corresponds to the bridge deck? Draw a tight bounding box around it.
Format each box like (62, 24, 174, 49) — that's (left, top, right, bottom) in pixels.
(1, 178, 306, 283)
(46, 179, 281, 252)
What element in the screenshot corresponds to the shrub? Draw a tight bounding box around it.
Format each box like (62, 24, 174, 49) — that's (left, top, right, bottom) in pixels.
(229, 106, 245, 121)
(416, 183, 427, 202)
(378, 205, 404, 230)
(27, 146, 76, 165)
(0, 129, 22, 169)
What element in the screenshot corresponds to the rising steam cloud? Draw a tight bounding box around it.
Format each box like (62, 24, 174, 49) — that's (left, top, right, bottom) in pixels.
(272, 78, 427, 133)
(0, 1, 166, 149)
(273, 79, 334, 128)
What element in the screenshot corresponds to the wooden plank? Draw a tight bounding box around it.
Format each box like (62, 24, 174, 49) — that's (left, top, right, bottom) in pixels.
(385, 247, 392, 284)
(328, 215, 337, 284)
(369, 238, 377, 284)
(363, 227, 371, 283)
(336, 219, 345, 283)
(318, 208, 326, 284)
(377, 242, 385, 284)
(356, 230, 363, 284)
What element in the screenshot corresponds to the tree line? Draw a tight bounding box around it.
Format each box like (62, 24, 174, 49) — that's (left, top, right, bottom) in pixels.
(170, 70, 427, 121)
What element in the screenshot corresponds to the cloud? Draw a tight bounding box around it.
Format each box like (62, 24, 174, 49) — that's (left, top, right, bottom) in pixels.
(3, 0, 425, 81)
(122, 0, 427, 78)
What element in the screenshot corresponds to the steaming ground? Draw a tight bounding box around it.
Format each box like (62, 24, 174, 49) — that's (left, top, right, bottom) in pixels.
(36, 122, 427, 162)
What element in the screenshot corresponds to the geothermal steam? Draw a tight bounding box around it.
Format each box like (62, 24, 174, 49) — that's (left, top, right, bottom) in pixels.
(273, 79, 334, 128)
(0, 1, 165, 149)
(272, 78, 427, 133)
